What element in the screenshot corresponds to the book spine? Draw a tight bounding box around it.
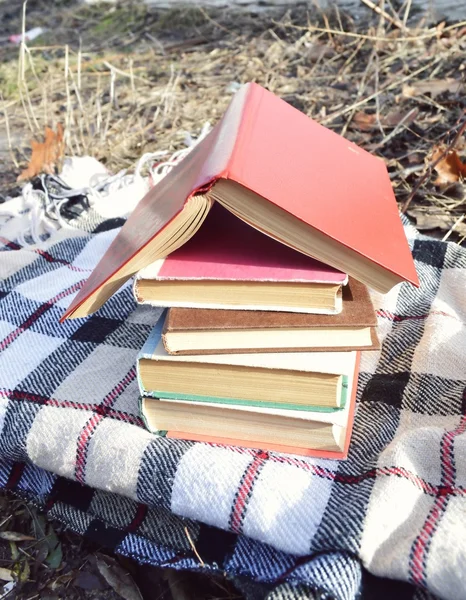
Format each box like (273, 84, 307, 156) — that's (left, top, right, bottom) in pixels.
(206, 83, 252, 183)
(225, 83, 263, 183)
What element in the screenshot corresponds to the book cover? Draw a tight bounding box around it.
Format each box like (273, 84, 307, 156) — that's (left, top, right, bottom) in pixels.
(63, 82, 418, 319)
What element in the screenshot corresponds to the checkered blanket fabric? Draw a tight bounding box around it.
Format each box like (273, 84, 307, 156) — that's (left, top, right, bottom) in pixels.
(1, 189, 465, 600)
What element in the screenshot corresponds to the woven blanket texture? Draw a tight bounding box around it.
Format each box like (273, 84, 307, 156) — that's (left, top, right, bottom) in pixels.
(1, 173, 465, 600)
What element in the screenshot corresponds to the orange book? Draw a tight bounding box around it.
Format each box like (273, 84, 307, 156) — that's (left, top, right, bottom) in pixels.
(63, 83, 418, 319)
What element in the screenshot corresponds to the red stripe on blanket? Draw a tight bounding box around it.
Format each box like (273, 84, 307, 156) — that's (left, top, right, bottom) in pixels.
(409, 495, 449, 586)
(6, 462, 26, 490)
(127, 503, 148, 533)
(212, 444, 466, 497)
(0, 236, 90, 272)
(409, 406, 466, 587)
(75, 413, 104, 484)
(229, 451, 269, 534)
(440, 414, 466, 487)
(35, 249, 90, 272)
(74, 368, 137, 484)
(0, 388, 143, 427)
(100, 368, 136, 411)
(0, 236, 21, 250)
(0, 280, 84, 352)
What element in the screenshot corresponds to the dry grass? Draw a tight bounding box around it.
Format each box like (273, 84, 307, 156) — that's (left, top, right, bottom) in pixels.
(1, 2, 466, 240)
(1, 1, 466, 241)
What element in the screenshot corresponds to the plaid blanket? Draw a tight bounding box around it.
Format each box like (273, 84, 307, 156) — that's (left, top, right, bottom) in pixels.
(1, 176, 465, 600)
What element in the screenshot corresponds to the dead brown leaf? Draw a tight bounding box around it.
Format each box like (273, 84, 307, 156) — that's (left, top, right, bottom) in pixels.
(352, 108, 418, 132)
(430, 145, 466, 185)
(351, 112, 377, 131)
(408, 209, 466, 236)
(305, 42, 336, 62)
(384, 108, 419, 127)
(17, 124, 64, 182)
(95, 554, 142, 600)
(402, 78, 465, 100)
(407, 152, 424, 165)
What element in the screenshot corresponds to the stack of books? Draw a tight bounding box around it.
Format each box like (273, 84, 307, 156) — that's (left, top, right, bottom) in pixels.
(63, 83, 419, 459)
(134, 206, 378, 459)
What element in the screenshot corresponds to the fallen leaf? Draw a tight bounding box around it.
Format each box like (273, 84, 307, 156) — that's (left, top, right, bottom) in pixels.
(402, 78, 465, 100)
(9, 542, 19, 562)
(407, 210, 449, 230)
(17, 124, 64, 182)
(165, 570, 196, 600)
(408, 152, 424, 165)
(30, 510, 62, 570)
(304, 41, 335, 61)
(422, 114, 445, 127)
(408, 209, 466, 236)
(14, 558, 30, 584)
(430, 145, 466, 185)
(95, 554, 143, 600)
(351, 111, 377, 131)
(46, 540, 63, 570)
(48, 574, 73, 591)
(352, 108, 418, 132)
(383, 108, 419, 127)
(0, 568, 14, 582)
(0, 532, 35, 542)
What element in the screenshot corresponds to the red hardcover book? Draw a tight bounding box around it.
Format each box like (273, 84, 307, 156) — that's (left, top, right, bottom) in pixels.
(63, 83, 418, 320)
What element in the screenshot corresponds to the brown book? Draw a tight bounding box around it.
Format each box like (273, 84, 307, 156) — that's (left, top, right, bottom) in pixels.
(162, 278, 379, 355)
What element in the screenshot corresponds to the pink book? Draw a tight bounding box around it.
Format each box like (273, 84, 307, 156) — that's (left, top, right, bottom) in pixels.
(134, 204, 348, 314)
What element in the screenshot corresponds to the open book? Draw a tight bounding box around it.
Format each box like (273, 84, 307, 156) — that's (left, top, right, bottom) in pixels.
(62, 82, 418, 320)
